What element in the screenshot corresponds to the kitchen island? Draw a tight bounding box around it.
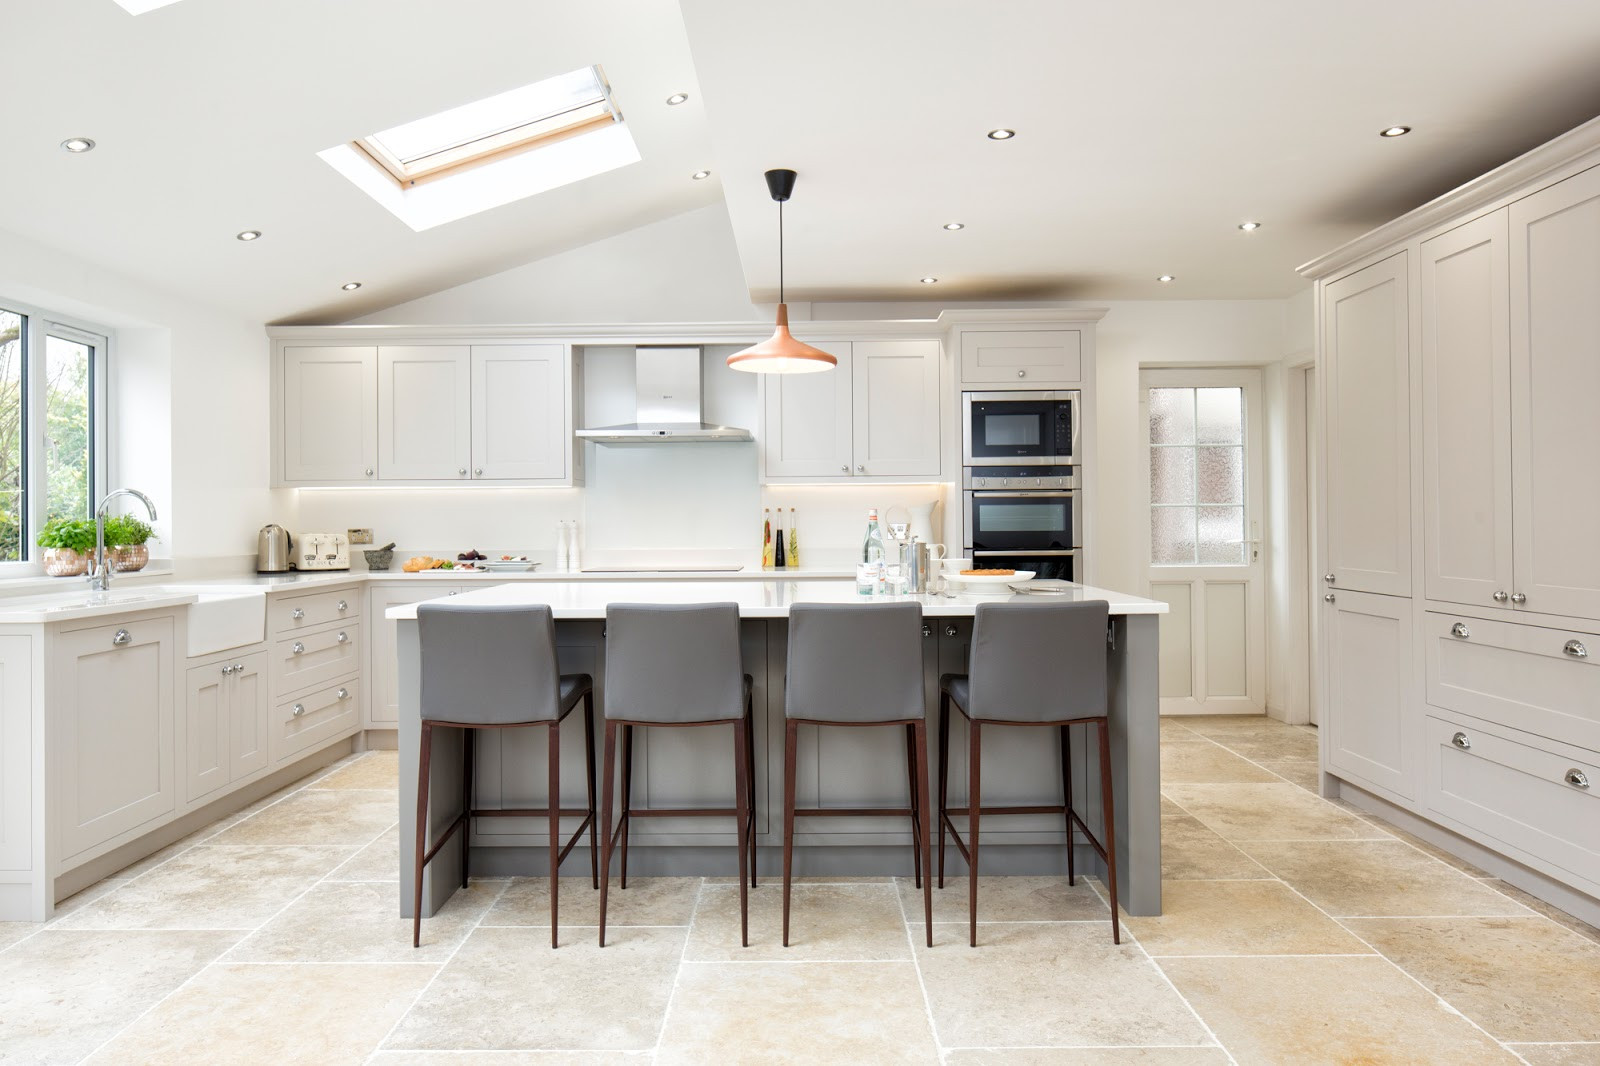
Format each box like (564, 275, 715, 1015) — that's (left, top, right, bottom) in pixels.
(390, 580, 1168, 918)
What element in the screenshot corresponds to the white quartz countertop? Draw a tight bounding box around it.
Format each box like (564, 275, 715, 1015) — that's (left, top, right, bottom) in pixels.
(385, 579, 1169, 621)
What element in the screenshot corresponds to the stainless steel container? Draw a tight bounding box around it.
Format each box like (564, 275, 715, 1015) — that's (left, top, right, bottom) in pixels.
(256, 524, 291, 573)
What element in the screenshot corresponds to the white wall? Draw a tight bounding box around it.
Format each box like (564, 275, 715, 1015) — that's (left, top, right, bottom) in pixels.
(0, 224, 282, 567)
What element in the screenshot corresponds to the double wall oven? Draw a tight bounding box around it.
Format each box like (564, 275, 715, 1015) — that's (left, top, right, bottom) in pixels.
(962, 391, 1082, 581)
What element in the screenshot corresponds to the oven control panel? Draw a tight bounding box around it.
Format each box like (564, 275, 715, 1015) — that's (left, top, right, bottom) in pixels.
(963, 466, 1079, 490)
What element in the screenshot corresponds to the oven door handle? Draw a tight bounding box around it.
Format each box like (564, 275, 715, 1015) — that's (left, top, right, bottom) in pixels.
(969, 490, 1077, 498)
(973, 549, 1079, 557)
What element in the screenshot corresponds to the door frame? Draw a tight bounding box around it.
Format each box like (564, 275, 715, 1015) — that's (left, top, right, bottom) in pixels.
(1286, 358, 1317, 726)
(1140, 367, 1267, 715)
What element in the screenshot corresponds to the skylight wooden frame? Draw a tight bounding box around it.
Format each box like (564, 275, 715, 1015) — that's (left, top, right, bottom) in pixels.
(351, 67, 623, 190)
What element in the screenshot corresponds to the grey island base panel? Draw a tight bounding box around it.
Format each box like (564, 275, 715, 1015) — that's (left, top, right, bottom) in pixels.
(394, 596, 1162, 920)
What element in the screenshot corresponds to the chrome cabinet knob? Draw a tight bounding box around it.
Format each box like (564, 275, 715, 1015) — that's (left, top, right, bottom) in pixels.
(364, 468, 374, 477)
(221, 664, 233, 676)
(1451, 732, 1471, 750)
(291, 642, 305, 655)
(1511, 592, 1527, 605)
(1450, 622, 1471, 639)
(458, 467, 467, 476)
(1566, 768, 1591, 789)
(473, 468, 483, 476)
(336, 600, 347, 612)
(234, 662, 244, 673)
(841, 465, 850, 473)
(856, 465, 865, 473)
(1323, 573, 1335, 584)
(112, 629, 131, 646)
(292, 608, 305, 620)
(1493, 590, 1509, 603)
(1016, 369, 1026, 378)
(292, 703, 305, 717)
(944, 624, 958, 638)
(336, 687, 349, 700)
(1324, 593, 1336, 603)
(1563, 640, 1588, 659)
(337, 631, 349, 644)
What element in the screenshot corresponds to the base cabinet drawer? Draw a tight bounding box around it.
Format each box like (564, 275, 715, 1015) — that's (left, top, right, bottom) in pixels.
(273, 623, 361, 695)
(272, 678, 360, 764)
(1424, 715, 1600, 890)
(1425, 611, 1600, 752)
(270, 588, 360, 636)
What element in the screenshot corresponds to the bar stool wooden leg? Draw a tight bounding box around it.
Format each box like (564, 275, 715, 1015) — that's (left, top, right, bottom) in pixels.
(413, 722, 433, 949)
(619, 724, 634, 890)
(745, 702, 758, 889)
(733, 717, 751, 948)
(937, 694, 950, 889)
(598, 720, 617, 947)
(1098, 719, 1120, 945)
(1061, 723, 1076, 886)
(461, 726, 474, 890)
(968, 720, 981, 948)
(548, 720, 561, 949)
(906, 723, 922, 890)
(584, 695, 599, 889)
(782, 719, 798, 947)
(914, 719, 932, 947)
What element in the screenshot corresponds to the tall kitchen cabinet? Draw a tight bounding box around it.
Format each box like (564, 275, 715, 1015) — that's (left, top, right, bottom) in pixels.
(1304, 120, 1600, 917)
(760, 339, 943, 481)
(275, 335, 578, 486)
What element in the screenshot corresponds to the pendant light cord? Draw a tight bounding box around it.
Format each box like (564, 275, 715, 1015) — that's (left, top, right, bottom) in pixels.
(778, 199, 785, 304)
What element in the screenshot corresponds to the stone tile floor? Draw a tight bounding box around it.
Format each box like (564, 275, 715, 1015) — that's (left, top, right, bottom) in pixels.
(6, 717, 1599, 1064)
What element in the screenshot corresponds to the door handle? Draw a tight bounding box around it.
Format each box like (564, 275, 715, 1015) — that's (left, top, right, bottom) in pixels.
(291, 608, 305, 620)
(291, 642, 305, 655)
(1510, 592, 1527, 606)
(1451, 732, 1471, 750)
(337, 631, 349, 644)
(1323, 593, 1336, 603)
(1564, 640, 1588, 659)
(1566, 769, 1590, 789)
(112, 629, 131, 646)
(1450, 622, 1471, 639)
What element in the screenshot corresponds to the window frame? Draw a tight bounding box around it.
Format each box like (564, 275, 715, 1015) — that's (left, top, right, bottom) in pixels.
(0, 297, 110, 575)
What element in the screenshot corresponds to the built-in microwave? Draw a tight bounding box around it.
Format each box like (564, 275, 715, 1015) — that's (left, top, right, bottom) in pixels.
(962, 390, 1079, 467)
(963, 466, 1082, 556)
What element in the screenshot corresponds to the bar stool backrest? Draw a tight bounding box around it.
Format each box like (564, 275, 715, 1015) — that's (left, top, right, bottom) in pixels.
(418, 602, 563, 724)
(967, 600, 1110, 722)
(604, 603, 745, 722)
(786, 602, 925, 722)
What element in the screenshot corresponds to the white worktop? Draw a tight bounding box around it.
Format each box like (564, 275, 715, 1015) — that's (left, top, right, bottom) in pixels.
(385, 578, 1169, 620)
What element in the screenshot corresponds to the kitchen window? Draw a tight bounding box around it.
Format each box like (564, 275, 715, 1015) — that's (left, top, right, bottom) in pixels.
(0, 301, 108, 565)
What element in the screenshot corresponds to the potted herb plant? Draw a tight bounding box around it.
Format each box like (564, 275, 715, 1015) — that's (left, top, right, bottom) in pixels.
(36, 518, 97, 577)
(104, 514, 157, 572)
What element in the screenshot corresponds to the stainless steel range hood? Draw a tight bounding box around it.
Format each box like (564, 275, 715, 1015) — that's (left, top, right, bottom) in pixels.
(576, 345, 753, 444)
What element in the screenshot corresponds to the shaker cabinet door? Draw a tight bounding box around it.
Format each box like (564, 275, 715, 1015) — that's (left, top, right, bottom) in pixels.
(1509, 164, 1600, 622)
(471, 344, 568, 480)
(1323, 589, 1415, 804)
(852, 340, 941, 478)
(184, 664, 231, 804)
(1323, 252, 1413, 597)
(378, 345, 472, 481)
(282, 346, 378, 482)
(1420, 212, 1514, 610)
(761, 342, 855, 478)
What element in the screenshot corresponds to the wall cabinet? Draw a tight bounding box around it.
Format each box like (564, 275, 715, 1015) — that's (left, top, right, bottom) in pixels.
(184, 650, 269, 804)
(1509, 165, 1600, 622)
(1323, 252, 1412, 598)
(761, 339, 942, 480)
(282, 346, 379, 482)
(276, 338, 575, 486)
(957, 329, 1082, 387)
(52, 616, 177, 861)
(1323, 589, 1414, 803)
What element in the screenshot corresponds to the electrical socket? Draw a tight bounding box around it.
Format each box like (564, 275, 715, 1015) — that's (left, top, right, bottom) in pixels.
(348, 528, 374, 545)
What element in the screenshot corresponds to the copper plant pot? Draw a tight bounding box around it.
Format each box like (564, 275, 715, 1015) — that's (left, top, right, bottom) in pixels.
(44, 548, 89, 577)
(109, 544, 150, 572)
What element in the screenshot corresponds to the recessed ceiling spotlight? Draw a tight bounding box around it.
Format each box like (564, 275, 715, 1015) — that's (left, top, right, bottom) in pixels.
(1238, 221, 1261, 231)
(1380, 125, 1411, 138)
(691, 169, 711, 180)
(943, 222, 965, 231)
(1158, 274, 1176, 283)
(341, 282, 362, 291)
(666, 92, 690, 106)
(986, 128, 1015, 140)
(60, 137, 96, 153)
(235, 230, 261, 241)
(919, 277, 939, 284)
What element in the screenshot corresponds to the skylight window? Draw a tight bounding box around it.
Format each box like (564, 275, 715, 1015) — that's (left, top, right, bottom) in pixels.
(111, 0, 185, 12)
(319, 65, 640, 231)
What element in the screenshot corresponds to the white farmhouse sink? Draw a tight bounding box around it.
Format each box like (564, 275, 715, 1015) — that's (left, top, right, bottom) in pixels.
(159, 585, 268, 657)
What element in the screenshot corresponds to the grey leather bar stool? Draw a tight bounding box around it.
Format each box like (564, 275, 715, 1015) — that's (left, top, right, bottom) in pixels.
(600, 603, 755, 947)
(783, 601, 932, 947)
(938, 600, 1118, 946)
(414, 603, 597, 950)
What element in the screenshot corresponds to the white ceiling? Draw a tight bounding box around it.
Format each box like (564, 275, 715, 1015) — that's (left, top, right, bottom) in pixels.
(4, 1, 1600, 322)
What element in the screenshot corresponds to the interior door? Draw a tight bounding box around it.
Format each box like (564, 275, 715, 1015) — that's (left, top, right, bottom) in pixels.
(1143, 369, 1266, 714)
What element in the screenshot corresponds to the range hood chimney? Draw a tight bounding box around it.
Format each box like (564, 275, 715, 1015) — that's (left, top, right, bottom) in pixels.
(576, 346, 753, 444)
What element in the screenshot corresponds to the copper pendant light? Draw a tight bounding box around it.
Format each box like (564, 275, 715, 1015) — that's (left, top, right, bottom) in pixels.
(727, 169, 837, 374)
